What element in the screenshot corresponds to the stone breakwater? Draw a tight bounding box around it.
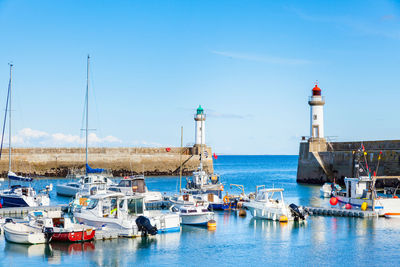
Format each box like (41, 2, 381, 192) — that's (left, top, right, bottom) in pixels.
(297, 139, 400, 187)
(0, 146, 213, 177)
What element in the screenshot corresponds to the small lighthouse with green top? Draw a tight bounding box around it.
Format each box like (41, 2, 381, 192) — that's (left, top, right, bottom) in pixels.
(194, 105, 206, 146)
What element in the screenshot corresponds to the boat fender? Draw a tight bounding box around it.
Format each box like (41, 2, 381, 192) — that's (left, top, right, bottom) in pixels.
(223, 196, 230, 204)
(135, 216, 158, 236)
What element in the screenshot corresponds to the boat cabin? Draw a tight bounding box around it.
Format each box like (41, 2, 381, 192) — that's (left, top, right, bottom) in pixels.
(84, 193, 146, 219)
(337, 177, 372, 199)
(3, 185, 36, 197)
(255, 188, 286, 204)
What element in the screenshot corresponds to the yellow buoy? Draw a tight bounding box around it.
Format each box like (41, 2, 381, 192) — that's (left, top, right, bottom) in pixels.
(207, 220, 217, 231)
(361, 202, 368, 211)
(279, 215, 288, 222)
(238, 208, 247, 217)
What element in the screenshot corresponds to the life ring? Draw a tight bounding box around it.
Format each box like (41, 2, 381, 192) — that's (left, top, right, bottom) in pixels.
(223, 196, 230, 204)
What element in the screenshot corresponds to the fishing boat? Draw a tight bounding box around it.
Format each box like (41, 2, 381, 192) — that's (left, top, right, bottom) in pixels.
(108, 175, 162, 202)
(243, 187, 307, 221)
(56, 56, 115, 198)
(74, 192, 180, 237)
(333, 175, 400, 217)
(28, 210, 95, 242)
(0, 64, 51, 207)
(3, 220, 54, 244)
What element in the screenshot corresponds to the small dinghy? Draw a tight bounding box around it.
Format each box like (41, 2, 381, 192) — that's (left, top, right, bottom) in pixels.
(320, 182, 342, 198)
(3, 220, 53, 244)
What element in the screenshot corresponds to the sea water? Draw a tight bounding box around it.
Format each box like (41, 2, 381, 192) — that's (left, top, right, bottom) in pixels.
(0, 155, 399, 266)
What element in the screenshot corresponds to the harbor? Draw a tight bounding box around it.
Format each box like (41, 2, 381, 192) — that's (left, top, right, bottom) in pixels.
(1, 0, 400, 266)
(0, 156, 398, 266)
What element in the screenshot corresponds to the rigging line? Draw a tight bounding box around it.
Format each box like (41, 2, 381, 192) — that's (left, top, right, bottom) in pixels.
(0, 66, 11, 159)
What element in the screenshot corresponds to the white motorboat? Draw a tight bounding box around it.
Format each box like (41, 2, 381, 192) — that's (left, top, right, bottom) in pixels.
(56, 174, 114, 197)
(74, 192, 180, 236)
(3, 220, 53, 244)
(108, 175, 162, 202)
(170, 204, 214, 225)
(320, 182, 342, 198)
(244, 187, 307, 221)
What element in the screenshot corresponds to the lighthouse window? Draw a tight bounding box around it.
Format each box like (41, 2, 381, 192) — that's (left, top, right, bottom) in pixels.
(313, 115, 317, 120)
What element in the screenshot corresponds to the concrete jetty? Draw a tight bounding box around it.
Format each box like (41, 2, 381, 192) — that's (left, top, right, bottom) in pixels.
(0, 146, 213, 178)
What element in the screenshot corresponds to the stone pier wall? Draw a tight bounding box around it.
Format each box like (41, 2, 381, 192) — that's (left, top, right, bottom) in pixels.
(0, 146, 213, 177)
(297, 140, 400, 186)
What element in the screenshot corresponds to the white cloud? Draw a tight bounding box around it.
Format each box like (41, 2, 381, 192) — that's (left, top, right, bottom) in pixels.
(8, 128, 122, 147)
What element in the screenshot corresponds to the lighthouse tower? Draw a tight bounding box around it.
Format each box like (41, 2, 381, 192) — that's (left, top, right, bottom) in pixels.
(194, 105, 206, 146)
(308, 83, 325, 140)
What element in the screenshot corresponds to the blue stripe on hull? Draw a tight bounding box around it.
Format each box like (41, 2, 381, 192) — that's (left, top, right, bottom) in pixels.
(209, 203, 237, 211)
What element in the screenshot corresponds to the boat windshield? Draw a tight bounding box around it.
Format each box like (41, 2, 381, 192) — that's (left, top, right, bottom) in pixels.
(127, 198, 144, 215)
(87, 199, 98, 209)
(118, 180, 132, 187)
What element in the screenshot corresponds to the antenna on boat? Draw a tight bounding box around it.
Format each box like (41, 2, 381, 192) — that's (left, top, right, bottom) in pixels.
(179, 126, 183, 193)
(85, 55, 90, 174)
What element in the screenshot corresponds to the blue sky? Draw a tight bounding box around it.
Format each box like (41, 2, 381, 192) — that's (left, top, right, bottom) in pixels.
(0, 0, 399, 154)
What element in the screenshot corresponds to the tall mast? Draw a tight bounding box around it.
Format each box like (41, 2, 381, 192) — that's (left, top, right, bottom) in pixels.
(179, 126, 183, 193)
(85, 55, 89, 169)
(8, 64, 13, 172)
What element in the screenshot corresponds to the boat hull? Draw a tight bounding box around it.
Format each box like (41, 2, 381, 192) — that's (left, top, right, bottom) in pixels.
(244, 203, 292, 221)
(56, 185, 79, 197)
(1, 195, 30, 207)
(52, 229, 96, 242)
(4, 223, 47, 244)
(180, 213, 213, 225)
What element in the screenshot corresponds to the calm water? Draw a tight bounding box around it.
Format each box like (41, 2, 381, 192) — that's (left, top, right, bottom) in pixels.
(1, 155, 400, 266)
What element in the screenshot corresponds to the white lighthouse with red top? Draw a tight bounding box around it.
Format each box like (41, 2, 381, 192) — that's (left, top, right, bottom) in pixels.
(308, 83, 325, 140)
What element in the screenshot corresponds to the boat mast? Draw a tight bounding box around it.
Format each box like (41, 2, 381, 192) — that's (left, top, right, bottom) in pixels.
(8, 63, 13, 173)
(85, 55, 89, 172)
(179, 126, 183, 193)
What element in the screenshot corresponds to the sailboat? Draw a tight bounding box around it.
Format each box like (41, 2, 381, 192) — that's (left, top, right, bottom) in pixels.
(56, 56, 115, 198)
(0, 64, 51, 207)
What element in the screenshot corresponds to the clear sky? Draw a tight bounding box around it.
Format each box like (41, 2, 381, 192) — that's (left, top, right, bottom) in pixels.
(0, 0, 399, 155)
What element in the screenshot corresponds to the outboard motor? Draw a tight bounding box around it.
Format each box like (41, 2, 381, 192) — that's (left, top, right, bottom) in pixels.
(289, 203, 307, 221)
(136, 216, 158, 236)
(42, 227, 54, 243)
(5, 218, 14, 223)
